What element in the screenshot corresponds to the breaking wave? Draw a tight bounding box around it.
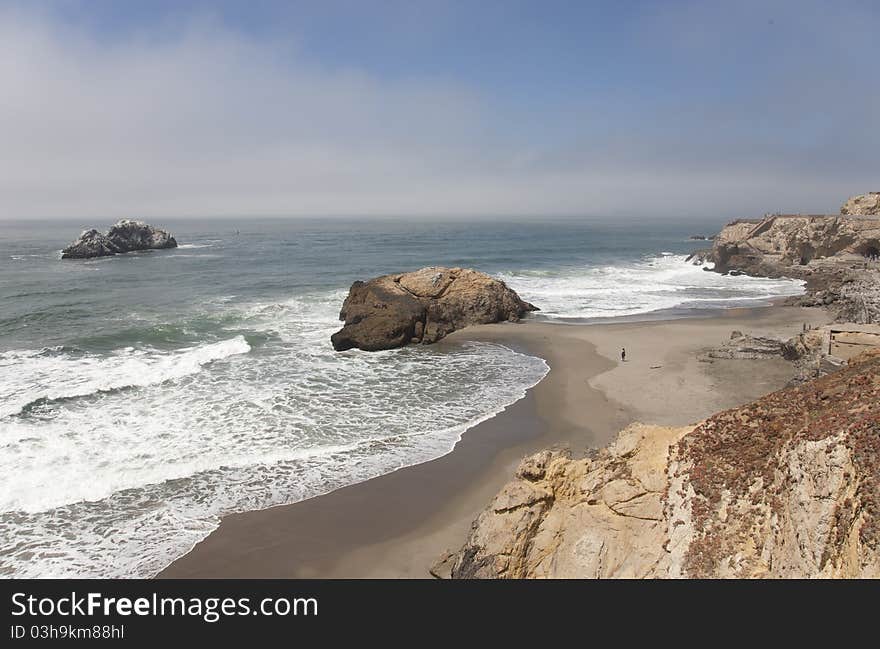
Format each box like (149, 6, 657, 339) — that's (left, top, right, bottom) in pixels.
(500, 253, 805, 319)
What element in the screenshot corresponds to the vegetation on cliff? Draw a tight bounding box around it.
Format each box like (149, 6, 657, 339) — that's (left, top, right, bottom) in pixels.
(439, 350, 880, 578)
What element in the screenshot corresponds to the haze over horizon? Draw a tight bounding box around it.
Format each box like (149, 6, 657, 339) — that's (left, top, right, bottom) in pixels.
(1, 0, 878, 221)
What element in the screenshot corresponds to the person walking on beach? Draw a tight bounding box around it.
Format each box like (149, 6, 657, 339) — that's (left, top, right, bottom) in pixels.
(621, 347, 626, 362)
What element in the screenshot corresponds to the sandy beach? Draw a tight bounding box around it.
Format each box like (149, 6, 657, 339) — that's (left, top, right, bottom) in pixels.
(159, 302, 830, 578)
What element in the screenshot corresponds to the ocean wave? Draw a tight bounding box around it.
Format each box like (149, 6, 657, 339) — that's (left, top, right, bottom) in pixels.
(0, 339, 547, 577)
(500, 254, 804, 319)
(0, 336, 251, 419)
(0, 250, 803, 578)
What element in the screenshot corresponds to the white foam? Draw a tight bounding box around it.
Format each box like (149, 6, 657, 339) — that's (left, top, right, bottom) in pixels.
(0, 336, 251, 419)
(0, 254, 802, 578)
(0, 291, 547, 577)
(500, 254, 805, 319)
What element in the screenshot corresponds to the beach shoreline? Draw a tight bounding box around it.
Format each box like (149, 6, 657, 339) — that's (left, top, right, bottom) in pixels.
(158, 302, 831, 578)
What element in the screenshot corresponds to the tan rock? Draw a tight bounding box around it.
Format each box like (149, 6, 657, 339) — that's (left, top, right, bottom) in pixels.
(711, 214, 880, 272)
(442, 352, 880, 578)
(707, 210, 880, 324)
(841, 192, 880, 216)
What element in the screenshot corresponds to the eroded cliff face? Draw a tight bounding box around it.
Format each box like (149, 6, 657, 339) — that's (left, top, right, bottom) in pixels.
(440, 351, 880, 579)
(708, 213, 880, 323)
(436, 424, 691, 579)
(841, 192, 880, 216)
(711, 214, 880, 273)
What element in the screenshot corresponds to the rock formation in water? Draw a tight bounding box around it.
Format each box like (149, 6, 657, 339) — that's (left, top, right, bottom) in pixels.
(841, 192, 880, 216)
(104, 219, 177, 253)
(60, 229, 121, 259)
(62, 220, 178, 259)
(330, 267, 537, 351)
(685, 248, 713, 266)
(437, 350, 880, 579)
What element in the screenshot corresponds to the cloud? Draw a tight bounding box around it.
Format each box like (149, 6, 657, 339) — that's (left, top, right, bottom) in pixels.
(0, 10, 494, 217)
(0, 3, 877, 220)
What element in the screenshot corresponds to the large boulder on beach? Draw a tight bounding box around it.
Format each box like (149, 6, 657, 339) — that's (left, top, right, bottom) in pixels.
(62, 220, 177, 259)
(330, 267, 537, 351)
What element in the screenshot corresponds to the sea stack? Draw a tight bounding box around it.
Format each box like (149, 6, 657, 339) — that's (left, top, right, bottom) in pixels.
(331, 266, 537, 351)
(62, 220, 178, 259)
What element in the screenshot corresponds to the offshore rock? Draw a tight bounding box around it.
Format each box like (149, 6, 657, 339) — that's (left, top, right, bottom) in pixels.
(105, 219, 178, 253)
(331, 267, 537, 351)
(59, 229, 121, 259)
(62, 220, 177, 259)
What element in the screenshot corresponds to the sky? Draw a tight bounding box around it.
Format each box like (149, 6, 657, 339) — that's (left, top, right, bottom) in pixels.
(0, 0, 878, 220)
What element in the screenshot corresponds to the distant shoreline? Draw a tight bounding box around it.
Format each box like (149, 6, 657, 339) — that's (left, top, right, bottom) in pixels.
(159, 300, 830, 578)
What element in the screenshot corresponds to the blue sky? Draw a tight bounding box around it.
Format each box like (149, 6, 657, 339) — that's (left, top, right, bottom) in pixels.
(1, 0, 878, 219)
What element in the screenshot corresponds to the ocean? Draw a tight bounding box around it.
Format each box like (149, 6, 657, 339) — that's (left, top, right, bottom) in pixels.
(0, 217, 805, 577)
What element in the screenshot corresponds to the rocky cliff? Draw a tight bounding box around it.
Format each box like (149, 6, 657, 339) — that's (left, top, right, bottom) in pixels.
(707, 211, 880, 323)
(438, 350, 880, 578)
(711, 214, 880, 273)
(62, 220, 177, 259)
(331, 267, 537, 351)
(841, 192, 880, 216)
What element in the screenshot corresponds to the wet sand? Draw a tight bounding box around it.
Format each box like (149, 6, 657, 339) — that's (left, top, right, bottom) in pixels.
(159, 303, 830, 578)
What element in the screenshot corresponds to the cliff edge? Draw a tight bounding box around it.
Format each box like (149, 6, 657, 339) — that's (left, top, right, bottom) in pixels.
(438, 350, 880, 578)
(707, 206, 880, 323)
(841, 192, 880, 216)
(711, 214, 880, 274)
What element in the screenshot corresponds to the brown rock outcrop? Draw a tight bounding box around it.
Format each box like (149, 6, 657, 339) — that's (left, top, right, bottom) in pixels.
(330, 267, 537, 351)
(711, 214, 880, 274)
(441, 351, 880, 578)
(706, 211, 880, 323)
